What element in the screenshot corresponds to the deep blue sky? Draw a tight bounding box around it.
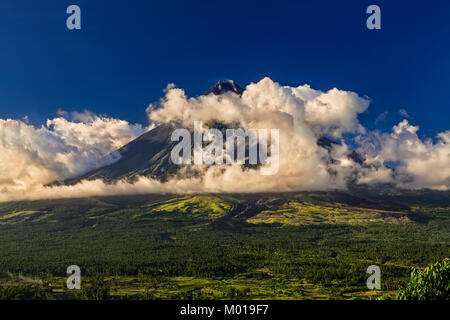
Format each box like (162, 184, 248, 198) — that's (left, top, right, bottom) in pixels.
(0, 0, 449, 138)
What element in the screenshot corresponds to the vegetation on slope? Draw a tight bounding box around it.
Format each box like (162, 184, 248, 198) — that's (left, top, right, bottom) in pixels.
(0, 192, 448, 300)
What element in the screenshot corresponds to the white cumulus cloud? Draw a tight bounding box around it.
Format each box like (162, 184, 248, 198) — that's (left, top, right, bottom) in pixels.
(0, 78, 448, 202)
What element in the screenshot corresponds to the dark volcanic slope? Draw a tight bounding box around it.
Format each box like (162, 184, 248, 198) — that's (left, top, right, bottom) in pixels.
(64, 123, 179, 184)
(64, 80, 245, 185)
(204, 80, 244, 96)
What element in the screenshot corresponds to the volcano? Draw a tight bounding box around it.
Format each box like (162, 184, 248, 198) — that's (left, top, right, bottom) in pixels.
(204, 80, 244, 96)
(63, 80, 358, 185)
(63, 81, 245, 185)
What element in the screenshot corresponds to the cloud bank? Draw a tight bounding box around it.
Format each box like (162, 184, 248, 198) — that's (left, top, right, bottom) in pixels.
(0, 111, 146, 200)
(0, 77, 448, 201)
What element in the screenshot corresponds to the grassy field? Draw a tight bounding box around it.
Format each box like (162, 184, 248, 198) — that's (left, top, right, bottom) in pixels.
(0, 192, 448, 300)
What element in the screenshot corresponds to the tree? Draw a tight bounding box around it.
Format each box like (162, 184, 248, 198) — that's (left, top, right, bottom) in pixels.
(397, 258, 449, 300)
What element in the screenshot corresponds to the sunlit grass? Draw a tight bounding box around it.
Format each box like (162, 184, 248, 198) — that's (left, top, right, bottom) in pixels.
(247, 201, 412, 226)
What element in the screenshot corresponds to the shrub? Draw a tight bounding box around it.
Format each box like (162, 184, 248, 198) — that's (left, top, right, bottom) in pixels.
(397, 258, 449, 300)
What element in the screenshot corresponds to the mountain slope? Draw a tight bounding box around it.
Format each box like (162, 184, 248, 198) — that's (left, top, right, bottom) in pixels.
(64, 122, 179, 184)
(204, 80, 244, 96)
(64, 80, 364, 185)
(64, 81, 246, 185)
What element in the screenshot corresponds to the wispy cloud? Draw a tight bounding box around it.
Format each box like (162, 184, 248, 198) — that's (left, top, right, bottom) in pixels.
(375, 111, 388, 124)
(399, 108, 411, 119)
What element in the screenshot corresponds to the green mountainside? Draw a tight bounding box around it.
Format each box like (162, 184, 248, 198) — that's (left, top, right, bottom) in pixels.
(0, 191, 448, 299)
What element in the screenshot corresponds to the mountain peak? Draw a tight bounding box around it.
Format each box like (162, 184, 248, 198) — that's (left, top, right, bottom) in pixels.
(204, 80, 244, 96)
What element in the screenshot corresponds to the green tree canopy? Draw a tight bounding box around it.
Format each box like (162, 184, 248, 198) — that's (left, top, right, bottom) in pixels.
(397, 258, 450, 300)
